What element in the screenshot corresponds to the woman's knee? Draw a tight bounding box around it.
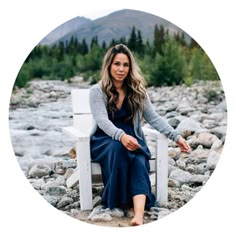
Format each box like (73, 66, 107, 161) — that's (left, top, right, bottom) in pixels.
(109, 140, 126, 153)
(131, 156, 150, 174)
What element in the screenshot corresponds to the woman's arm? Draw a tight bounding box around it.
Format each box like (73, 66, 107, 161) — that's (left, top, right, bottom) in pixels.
(143, 93, 181, 142)
(89, 85, 125, 141)
(143, 93, 191, 152)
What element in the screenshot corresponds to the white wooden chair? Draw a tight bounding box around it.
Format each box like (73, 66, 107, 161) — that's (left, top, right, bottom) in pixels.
(63, 89, 168, 210)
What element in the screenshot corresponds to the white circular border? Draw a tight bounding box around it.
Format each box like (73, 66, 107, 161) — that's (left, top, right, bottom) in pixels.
(1, 1, 235, 235)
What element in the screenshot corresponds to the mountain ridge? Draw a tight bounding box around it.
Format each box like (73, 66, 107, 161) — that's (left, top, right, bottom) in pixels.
(40, 9, 190, 46)
(40, 16, 91, 45)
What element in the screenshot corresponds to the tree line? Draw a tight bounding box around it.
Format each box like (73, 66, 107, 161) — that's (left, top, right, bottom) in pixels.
(15, 25, 220, 88)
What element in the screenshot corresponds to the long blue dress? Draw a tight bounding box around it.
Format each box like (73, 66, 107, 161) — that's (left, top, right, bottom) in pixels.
(90, 96, 156, 210)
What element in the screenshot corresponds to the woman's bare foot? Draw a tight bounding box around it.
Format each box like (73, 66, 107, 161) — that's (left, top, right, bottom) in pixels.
(129, 213, 144, 226)
(130, 194, 146, 226)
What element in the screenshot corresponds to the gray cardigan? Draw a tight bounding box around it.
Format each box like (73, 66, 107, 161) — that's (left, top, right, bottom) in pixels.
(89, 83, 181, 142)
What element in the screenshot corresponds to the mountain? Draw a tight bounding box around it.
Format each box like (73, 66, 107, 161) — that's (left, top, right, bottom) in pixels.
(40, 9, 190, 46)
(40, 16, 91, 45)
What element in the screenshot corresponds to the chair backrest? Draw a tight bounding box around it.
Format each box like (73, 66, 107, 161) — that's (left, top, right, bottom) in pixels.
(71, 89, 93, 135)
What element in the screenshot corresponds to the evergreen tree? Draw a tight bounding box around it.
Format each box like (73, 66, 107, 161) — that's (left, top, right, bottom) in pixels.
(190, 37, 200, 49)
(90, 36, 98, 48)
(119, 37, 126, 45)
(109, 38, 117, 47)
(174, 32, 187, 47)
(57, 41, 65, 61)
(128, 26, 137, 51)
(81, 38, 89, 55)
(190, 48, 219, 81)
(144, 40, 152, 55)
(153, 24, 165, 55)
(14, 63, 31, 88)
(150, 39, 187, 86)
(67, 36, 78, 55)
(102, 40, 107, 50)
(137, 30, 144, 55)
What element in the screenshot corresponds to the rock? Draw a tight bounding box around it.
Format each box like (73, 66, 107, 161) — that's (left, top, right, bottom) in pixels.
(149, 213, 158, 220)
(168, 148, 180, 160)
(168, 117, 181, 128)
(93, 196, 102, 207)
(210, 126, 227, 139)
(188, 146, 210, 163)
(157, 208, 171, 219)
(169, 169, 192, 184)
(41, 176, 65, 190)
(157, 102, 178, 115)
(176, 97, 195, 115)
(197, 95, 208, 104)
(176, 159, 186, 169)
(29, 178, 45, 190)
(88, 206, 113, 222)
(105, 208, 124, 217)
(69, 147, 76, 159)
(182, 190, 195, 202)
(88, 205, 104, 219)
(125, 209, 134, 218)
(45, 186, 67, 196)
(189, 174, 209, 184)
(43, 195, 60, 206)
(64, 168, 74, 180)
(165, 111, 181, 119)
(216, 100, 227, 111)
(87, 205, 124, 222)
(176, 118, 205, 137)
(70, 209, 80, 218)
(49, 91, 57, 98)
(90, 213, 112, 222)
(146, 208, 159, 220)
(168, 156, 177, 165)
(66, 189, 80, 202)
(195, 163, 208, 175)
(28, 164, 52, 178)
(57, 197, 74, 208)
(191, 132, 220, 149)
(202, 119, 218, 129)
(168, 178, 181, 188)
(168, 164, 178, 177)
(211, 139, 223, 151)
(186, 164, 196, 173)
(207, 150, 220, 170)
(62, 160, 77, 169)
(54, 162, 65, 174)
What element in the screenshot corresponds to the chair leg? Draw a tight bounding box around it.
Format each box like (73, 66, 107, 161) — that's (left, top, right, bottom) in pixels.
(156, 136, 168, 207)
(76, 140, 93, 210)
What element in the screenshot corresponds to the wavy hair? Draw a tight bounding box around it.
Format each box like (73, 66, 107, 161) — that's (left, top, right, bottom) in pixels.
(101, 44, 147, 121)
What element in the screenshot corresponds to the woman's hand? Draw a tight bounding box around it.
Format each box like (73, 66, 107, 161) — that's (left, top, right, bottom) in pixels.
(120, 134, 141, 151)
(176, 136, 191, 153)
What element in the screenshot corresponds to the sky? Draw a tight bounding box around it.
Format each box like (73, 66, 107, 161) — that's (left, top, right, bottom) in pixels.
(0, 1, 236, 236)
(80, 8, 120, 20)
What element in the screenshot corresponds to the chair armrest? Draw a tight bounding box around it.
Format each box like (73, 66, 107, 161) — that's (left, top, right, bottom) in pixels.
(142, 126, 167, 140)
(62, 126, 90, 142)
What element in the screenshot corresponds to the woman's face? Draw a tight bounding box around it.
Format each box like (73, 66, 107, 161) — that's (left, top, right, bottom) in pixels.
(110, 53, 130, 84)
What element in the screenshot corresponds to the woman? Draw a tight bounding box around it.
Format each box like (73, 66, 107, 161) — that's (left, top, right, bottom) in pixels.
(89, 44, 190, 226)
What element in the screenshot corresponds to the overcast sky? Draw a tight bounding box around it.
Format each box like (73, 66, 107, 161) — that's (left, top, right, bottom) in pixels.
(80, 7, 120, 20)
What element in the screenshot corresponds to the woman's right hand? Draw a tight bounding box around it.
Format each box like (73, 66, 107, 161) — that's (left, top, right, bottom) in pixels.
(120, 134, 141, 151)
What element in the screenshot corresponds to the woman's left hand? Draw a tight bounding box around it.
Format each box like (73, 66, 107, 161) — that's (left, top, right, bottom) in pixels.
(176, 136, 191, 153)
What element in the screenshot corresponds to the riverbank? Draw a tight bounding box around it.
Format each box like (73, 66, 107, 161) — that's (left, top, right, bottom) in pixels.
(9, 79, 227, 227)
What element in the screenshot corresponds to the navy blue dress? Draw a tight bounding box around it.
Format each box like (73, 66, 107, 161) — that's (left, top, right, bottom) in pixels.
(90, 96, 156, 210)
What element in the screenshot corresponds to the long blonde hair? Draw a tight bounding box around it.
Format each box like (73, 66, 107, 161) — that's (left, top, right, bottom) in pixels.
(101, 44, 146, 121)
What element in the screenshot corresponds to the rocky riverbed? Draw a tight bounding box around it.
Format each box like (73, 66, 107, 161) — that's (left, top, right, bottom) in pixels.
(9, 78, 227, 227)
